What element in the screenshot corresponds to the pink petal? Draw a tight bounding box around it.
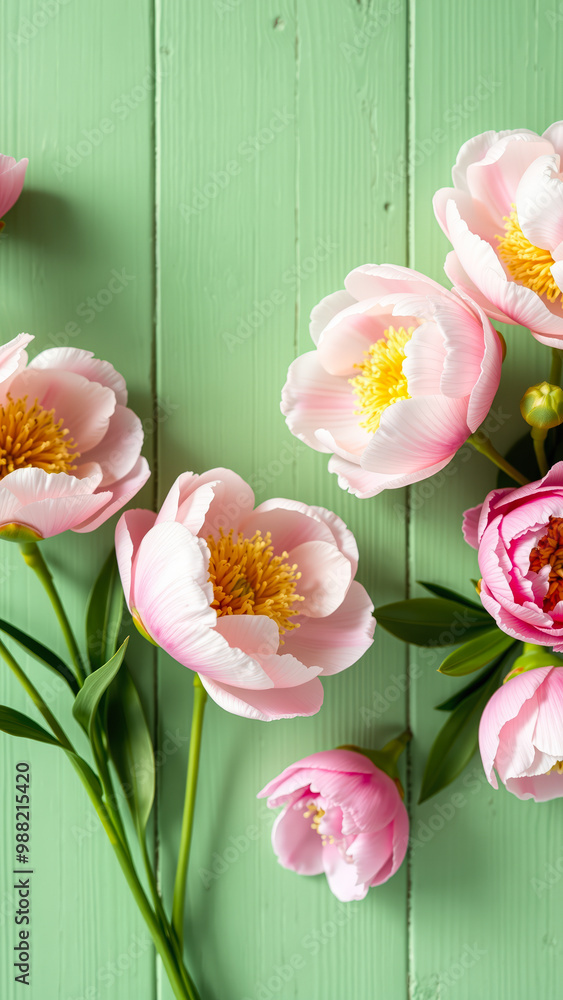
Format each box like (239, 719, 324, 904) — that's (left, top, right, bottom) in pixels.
(115, 507, 158, 609)
(283, 581, 375, 674)
(309, 289, 356, 345)
(10, 368, 116, 452)
(199, 671, 324, 721)
(287, 539, 352, 617)
(155, 473, 216, 534)
(462, 504, 482, 549)
(516, 154, 563, 251)
(505, 772, 563, 801)
(349, 827, 393, 885)
(543, 120, 563, 159)
(495, 694, 540, 781)
(361, 395, 468, 476)
(328, 450, 454, 499)
(271, 795, 324, 875)
(466, 300, 504, 430)
(316, 300, 392, 376)
(478, 667, 551, 785)
(0, 468, 110, 539)
(465, 135, 553, 222)
(194, 468, 255, 538)
(73, 456, 150, 532)
(451, 130, 523, 193)
(322, 843, 368, 902)
(258, 749, 379, 803)
(29, 348, 128, 405)
(344, 263, 447, 302)
(433, 186, 499, 244)
(213, 614, 280, 657)
(533, 669, 563, 757)
(82, 405, 143, 486)
(241, 499, 336, 555)
(402, 321, 446, 396)
(0, 333, 33, 386)
(0, 156, 28, 218)
(445, 252, 515, 325)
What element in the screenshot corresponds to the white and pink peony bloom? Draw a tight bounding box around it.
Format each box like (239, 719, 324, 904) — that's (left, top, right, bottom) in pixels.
(258, 749, 409, 901)
(0, 154, 28, 220)
(434, 123, 563, 346)
(281, 264, 502, 498)
(479, 666, 563, 801)
(463, 462, 563, 650)
(0, 334, 149, 540)
(115, 468, 375, 721)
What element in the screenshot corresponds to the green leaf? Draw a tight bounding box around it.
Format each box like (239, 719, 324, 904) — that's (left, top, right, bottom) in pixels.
(419, 664, 504, 802)
(0, 705, 64, 746)
(86, 550, 124, 671)
(374, 598, 492, 646)
(435, 644, 518, 712)
(105, 664, 155, 833)
(417, 581, 483, 611)
(0, 618, 79, 695)
(438, 629, 514, 677)
(72, 639, 128, 738)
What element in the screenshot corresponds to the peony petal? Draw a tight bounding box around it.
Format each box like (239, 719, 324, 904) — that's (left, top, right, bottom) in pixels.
(462, 504, 483, 549)
(478, 667, 551, 785)
(322, 843, 368, 902)
(402, 321, 446, 396)
(0, 156, 28, 218)
(543, 120, 563, 160)
(73, 456, 150, 532)
(115, 507, 158, 609)
(82, 405, 143, 486)
(316, 300, 392, 376)
(287, 539, 352, 617)
(271, 795, 325, 875)
(516, 154, 563, 251)
(283, 581, 375, 674)
(29, 348, 128, 405)
(199, 671, 324, 721)
(505, 772, 563, 802)
(360, 395, 468, 476)
(10, 368, 116, 452)
(328, 450, 454, 499)
(309, 289, 356, 346)
(348, 827, 393, 885)
(0, 468, 110, 539)
(465, 135, 553, 222)
(0, 333, 33, 386)
(444, 252, 515, 325)
(344, 263, 446, 303)
(532, 669, 563, 757)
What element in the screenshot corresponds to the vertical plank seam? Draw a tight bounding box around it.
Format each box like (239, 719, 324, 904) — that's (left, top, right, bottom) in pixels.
(151, 0, 161, 995)
(293, 0, 301, 497)
(405, 0, 415, 996)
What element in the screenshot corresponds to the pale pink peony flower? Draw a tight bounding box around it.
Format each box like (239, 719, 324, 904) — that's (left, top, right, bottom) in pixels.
(0, 333, 149, 540)
(281, 264, 502, 498)
(434, 123, 563, 346)
(258, 749, 409, 901)
(0, 155, 28, 220)
(115, 469, 375, 721)
(479, 667, 563, 801)
(463, 462, 563, 650)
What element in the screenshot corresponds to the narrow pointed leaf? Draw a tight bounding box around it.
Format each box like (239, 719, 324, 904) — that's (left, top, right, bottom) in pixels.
(0, 618, 78, 694)
(435, 644, 519, 712)
(417, 581, 483, 611)
(106, 664, 155, 833)
(374, 598, 491, 646)
(0, 706, 63, 746)
(438, 630, 514, 677)
(72, 639, 128, 737)
(86, 550, 124, 671)
(419, 664, 503, 802)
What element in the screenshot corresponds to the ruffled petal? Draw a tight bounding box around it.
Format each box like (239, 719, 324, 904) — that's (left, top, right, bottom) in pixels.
(516, 154, 563, 251)
(73, 456, 150, 533)
(283, 582, 375, 674)
(115, 507, 158, 609)
(0, 156, 28, 218)
(82, 405, 143, 486)
(309, 289, 356, 346)
(322, 843, 368, 902)
(10, 368, 116, 452)
(286, 539, 352, 617)
(0, 333, 33, 386)
(271, 795, 325, 875)
(360, 395, 468, 476)
(199, 670, 324, 721)
(29, 348, 128, 405)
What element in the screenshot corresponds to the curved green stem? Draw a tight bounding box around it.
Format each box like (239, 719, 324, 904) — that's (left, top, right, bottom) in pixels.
(172, 674, 207, 951)
(550, 347, 562, 387)
(531, 426, 549, 478)
(0, 637, 74, 746)
(19, 541, 85, 684)
(468, 433, 530, 486)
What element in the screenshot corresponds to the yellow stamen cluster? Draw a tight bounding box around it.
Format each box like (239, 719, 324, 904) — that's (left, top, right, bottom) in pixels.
(497, 206, 562, 304)
(349, 325, 413, 433)
(548, 761, 563, 775)
(0, 395, 79, 480)
(206, 528, 303, 634)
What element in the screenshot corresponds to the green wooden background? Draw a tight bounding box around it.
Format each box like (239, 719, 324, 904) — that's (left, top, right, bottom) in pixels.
(1, 2, 561, 998)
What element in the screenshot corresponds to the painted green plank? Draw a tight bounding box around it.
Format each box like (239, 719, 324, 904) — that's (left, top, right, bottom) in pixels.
(0, 2, 155, 997)
(409, 3, 563, 999)
(155, 2, 409, 998)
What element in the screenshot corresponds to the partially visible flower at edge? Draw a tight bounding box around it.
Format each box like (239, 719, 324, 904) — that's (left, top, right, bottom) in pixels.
(0, 155, 28, 222)
(115, 467, 375, 721)
(258, 745, 409, 901)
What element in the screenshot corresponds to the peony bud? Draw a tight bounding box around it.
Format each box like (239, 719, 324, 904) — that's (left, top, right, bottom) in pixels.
(520, 381, 563, 430)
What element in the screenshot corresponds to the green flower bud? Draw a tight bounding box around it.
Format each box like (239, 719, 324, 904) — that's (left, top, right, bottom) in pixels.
(520, 381, 563, 430)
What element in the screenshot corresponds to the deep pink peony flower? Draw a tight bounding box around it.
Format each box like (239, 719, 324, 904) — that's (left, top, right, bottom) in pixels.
(434, 123, 563, 346)
(115, 469, 375, 720)
(0, 155, 28, 220)
(281, 264, 502, 498)
(479, 666, 563, 801)
(0, 334, 149, 540)
(463, 462, 563, 650)
(258, 749, 409, 901)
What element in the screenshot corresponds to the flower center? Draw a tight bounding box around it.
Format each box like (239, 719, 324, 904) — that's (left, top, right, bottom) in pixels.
(496, 207, 562, 304)
(0, 395, 79, 480)
(529, 516, 563, 613)
(206, 528, 304, 634)
(548, 760, 563, 774)
(349, 325, 413, 433)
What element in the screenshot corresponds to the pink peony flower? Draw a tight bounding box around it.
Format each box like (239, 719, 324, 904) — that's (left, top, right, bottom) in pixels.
(281, 264, 502, 498)
(0, 155, 28, 220)
(258, 749, 409, 901)
(115, 469, 375, 720)
(434, 123, 563, 346)
(0, 333, 150, 540)
(464, 462, 563, 650)
(479, 666, 563, 801)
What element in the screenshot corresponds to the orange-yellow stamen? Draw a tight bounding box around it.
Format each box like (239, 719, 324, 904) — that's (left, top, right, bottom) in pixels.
(497, 206, 562, 304)
(529, 516, 563, 613)
(206, 528, 304, 634)
(349, 325, 413, 433)
(548, 760, 563, 775)
(0, 395, 79, 479)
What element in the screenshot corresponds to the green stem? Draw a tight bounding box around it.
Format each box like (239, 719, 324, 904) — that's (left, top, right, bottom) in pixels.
(550, 347, 562, 387)
(19, 541, 85, 684)
(0, 639, 195, 1000)
(531, 426, 549, 478)
(468, 433, 530, 486)
(172, 674, 207, 951)
(380, 728, 412, 766)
